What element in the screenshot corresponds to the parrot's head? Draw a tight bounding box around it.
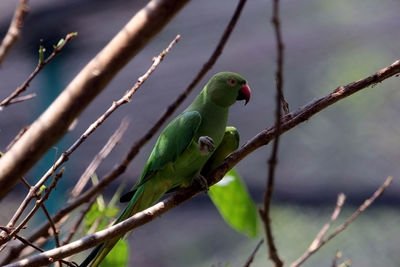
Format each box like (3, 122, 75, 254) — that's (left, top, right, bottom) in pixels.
(206, 72, 251, 107)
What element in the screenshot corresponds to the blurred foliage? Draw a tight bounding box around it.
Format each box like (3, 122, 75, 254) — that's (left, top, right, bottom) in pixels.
(209, 168, 259, 238)
(84, 180, 129, 266)
(100, 239, 129, 267)
(84, 200, 119, 233)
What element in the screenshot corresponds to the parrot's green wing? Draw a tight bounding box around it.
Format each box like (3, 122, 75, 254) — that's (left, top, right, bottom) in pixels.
(120, 110, 202, 202)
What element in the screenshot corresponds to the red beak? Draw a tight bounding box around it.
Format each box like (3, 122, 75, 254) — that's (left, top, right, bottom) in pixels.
(237, 84, 251, 105)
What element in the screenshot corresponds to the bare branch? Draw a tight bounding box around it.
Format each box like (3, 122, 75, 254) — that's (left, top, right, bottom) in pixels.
(0, 33, 77, 108)
(0, 227, 76, 267)
(7, 93, 36, 106)
(40, 204, 60, 247)
(259, 0, 285, 265)
(271, 0, 289, 114)
(290, 193, 346, 267)
(61, 197, 97, 246)
(0, 0, 29, 65)
(291, 177, 393, 267)
(243, 239, 264, 267)
(0, 35, 180, 246)
(308, 193, 346, 251)
(0, 0, 191, 200)
(71, 118, 130, 197)
(5, 126, 29, 152)
(6, 168, 65, 243)
(39, 205, 63, 267)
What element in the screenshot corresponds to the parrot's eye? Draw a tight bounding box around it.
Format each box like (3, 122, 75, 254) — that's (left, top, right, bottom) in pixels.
(227, 78, 237, 86)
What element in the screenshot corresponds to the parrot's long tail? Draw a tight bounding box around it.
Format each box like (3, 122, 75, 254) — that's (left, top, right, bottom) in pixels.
(80, 186, 146, 267)
(79, 245, 102, 267)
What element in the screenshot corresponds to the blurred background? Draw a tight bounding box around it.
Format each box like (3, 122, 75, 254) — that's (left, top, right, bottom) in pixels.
(0, 0, 400, 266)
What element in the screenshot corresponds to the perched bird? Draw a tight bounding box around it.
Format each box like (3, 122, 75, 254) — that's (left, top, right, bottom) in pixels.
(80, 72, 251, 267)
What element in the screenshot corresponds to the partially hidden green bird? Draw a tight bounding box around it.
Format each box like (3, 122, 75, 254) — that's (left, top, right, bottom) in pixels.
(80, 72, 251, 267)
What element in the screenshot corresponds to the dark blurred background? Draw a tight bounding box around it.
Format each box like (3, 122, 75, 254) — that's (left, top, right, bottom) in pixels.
(0, 0, 399, 266)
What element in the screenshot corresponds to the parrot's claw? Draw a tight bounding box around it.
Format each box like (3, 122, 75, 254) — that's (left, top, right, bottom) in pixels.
(194, 174, 209, 192)
(198, 136, 215, 155)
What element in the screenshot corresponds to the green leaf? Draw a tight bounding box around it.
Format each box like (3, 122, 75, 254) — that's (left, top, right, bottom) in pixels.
(100, 239, 129, 267)
(84, 181, 124, 233)
(55, 38, 64, 49)
(38, 185, 47, 195)
(84, 202, 106, 232)
(84, 199, 119, 232)
(208, 169, 259, 238)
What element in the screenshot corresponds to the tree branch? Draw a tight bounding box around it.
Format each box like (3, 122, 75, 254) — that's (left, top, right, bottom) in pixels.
(0, 0, 29, 65)
(0, 35, 180, 247)
(0, 0, 191, 200)
(290, 193, 346, 267)
(6, 168, 65, 243)
(6, 60, 399, 266)
(7, 93, 36, 106)
(0, 227, 76, 267)
(61, 197, 97, 246)
(70, 118, 130, 198)
(243, 239, 264, 267)
(291, 177, 392, 267)
(259, 0, 285, 265)
(0, 32, 77, 108)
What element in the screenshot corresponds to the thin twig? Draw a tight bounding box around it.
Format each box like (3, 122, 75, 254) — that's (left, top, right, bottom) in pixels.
(2, 59, 399, 265)
(61, 197, 97, 245)
(0, 229, 75, 267)
(0, 35, 180, 247)
(0, 33, 77, 108)
(289, 194, 346, 267)
(291, 177, 393, 267)
(243, 239, 264, 267)
(259, 0, 285, 266)
(40, 204, 60, 248)
(20, 177, 31, 190)
(71, 118, 130, 197)
(7, 168, 65, 241)
(6, 126, 29, 152)
(270, 0, 289, 115)
(0, 0, 29, 65)
(6, 93, 36, 106)
(0, 0, 249, 258)
(40, 205, 62, 267)
(308, 193, 346, 251)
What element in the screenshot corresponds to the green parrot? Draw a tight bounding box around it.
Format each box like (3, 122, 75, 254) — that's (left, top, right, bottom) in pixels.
(80, 72, 251, 267)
